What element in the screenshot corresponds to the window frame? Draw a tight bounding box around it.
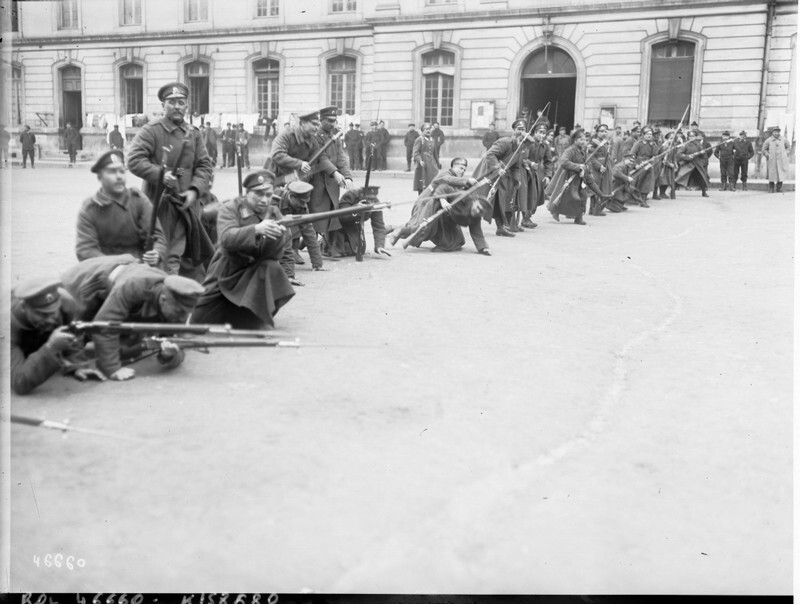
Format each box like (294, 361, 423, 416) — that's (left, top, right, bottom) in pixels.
(184, 0, 209, 23)
(120, 63, 145, 115)
(255, 0, 279, 17)
(253, 58, 281, 120)
(119, 0, 143, 26)
(327, 55, 357, 116)
(11, 65, 24, 126)
(420, 48, 457, 127)
(330, 0, 357, 13)
(57, 0, 79, 30)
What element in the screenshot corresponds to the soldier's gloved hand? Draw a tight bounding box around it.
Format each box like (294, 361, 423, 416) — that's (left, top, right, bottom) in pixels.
(109, 367, 135, 381)
(375, 247, 392, 257)
(178, 189, 198, 210)
(46, 326, 78, 353)
(300, 161, 312, 174)
(600, 165, 607, 174)
(467, 177, 478, 186)
(333, 172, 347, 187)
(256, 219, 285, 239)
(159, 340, 180, 360)
(440, 199, 453, 213)
(73, 367, 107, 383)
(497, 168, 507, 177)
(142, 250, 161, 266)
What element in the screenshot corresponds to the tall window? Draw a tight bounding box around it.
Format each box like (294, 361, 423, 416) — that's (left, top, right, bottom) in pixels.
(121, 64, 144, 114)
(422, 50, 454, 126)
(58, 0, 79, 29)
(331, 0, 356, 11)
(328, 56, 356, 115)
(11, 67, 23, 126)
(256, 0, 279, 16)
(185, 0, 208, 22)
(254, 59, 279, 119)
(648, 40, 695, 127)
(11, 0, 19, 32)
(120, 0, 142, 25)
(185, 61, 210, 114)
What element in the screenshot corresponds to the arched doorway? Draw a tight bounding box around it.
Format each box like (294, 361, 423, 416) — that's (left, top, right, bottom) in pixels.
(520, 47, 576, 131)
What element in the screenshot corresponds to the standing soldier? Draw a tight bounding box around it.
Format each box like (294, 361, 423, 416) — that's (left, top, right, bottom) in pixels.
(714, 130, 735, 191)
(376, 119, 390, 170)
(363, 121, 379, 171)
(630, 126, 658, 206)
(221, 122, 236, 168)
(76, 149, 167, 267)
(655, 131, 682, 200)
(554, 126, 570, 166)
(108, 125, 125, 150)
(731, 130, 754, 191)
(64, 122, 81, 168)
(127, 81, 215, 280)
(404, 123, 420, 172)
(264, 109, 320, 185)
(344, 123, 362, 172)
(431, 121, 445, 169)
(675, 130, 712, 197)
(609, 125, 625, 164)
(20, 125, 36, 169)
(519, 122, 554, 228)
(237, 123, 251, 169)
(190, 170, 295, 329)
(412, 122, 439, 194)
(312, 106, 353, 257)
(587, 124, 613, 216)
(200, 121, 218, 167)
(472, 117, 533, 236)
(761, 126, 791, 193)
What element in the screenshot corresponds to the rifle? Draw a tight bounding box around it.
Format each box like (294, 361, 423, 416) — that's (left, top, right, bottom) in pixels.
(400, 177, 491, 249)
(277, 200, 390, 230)
(68, 320, 287, 339)
(277, 130, 345, 187)
(144, 164, 166, 252)
(11, 414, 144, 441)
(235, 90, 243, 196)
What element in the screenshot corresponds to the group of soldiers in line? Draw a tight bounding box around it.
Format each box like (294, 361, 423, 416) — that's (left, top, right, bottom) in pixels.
(9, 81, 794, 395)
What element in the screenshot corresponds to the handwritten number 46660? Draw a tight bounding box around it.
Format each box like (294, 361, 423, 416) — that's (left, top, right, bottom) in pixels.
(32, 554, 86, 570)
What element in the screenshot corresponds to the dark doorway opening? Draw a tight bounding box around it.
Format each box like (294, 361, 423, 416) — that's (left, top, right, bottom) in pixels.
(522, 77, 576, 132)
(63, 91, 83, 128)
(60, 66, 83, 129)
(520, 47, 577, 132)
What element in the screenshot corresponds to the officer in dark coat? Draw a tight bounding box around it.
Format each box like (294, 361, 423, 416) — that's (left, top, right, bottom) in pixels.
(481, 123, 500, 153)
(264, 110, 321, 185)
(403, 124, 420, 171)
(61, 254, 203, 381)
(344, 123, 363, 172)
(714, 130, 735, 191)
(731, 130, 754, 191)
(108, 125, 124, 150)
(64, 122, 81, 167)
(312, 106, 353, 257)
(363, 121, 379, 171)
(675, 130, 712, 197)
(376, 120, 390, 170)
(191, 170, 295, 330)
(337, 186, 391, 258)
(127, 81, 215, 280)
(76, 149, 167, 267)
(10, 277, 103, 395)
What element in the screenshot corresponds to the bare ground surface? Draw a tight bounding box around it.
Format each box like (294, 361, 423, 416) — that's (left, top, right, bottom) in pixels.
(3, 166, 794, 594)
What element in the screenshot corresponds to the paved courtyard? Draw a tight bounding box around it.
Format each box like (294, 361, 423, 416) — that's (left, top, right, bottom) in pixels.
(3, 164, 794, 594)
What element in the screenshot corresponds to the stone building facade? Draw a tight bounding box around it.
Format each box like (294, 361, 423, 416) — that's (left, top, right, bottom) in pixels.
(3, 0, 797, 167)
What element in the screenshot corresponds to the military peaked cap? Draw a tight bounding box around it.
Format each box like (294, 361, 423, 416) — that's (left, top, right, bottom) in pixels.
(287, 181, 314, 196)
(243, 170, 275, 191)
(721, 130, 730, 136)
(298, 110, 320, 123)
(15, 277, 63, 312)
(319, 106, 340, 119)
(511, 117, 527, 130)
(739, 130, 747, 136)
(163, 275, 204, 309)
(91, 149, 125, 174)
(157, 82, 189, 102)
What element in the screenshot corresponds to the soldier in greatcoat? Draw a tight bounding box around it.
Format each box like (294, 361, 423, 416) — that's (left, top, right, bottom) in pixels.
(412, 123, 439, 194)
(404, 124, 420, 171)
(518, 122, 554, 228)
(312, 106, 354, 258)
(675, 130, 713, 197)
(76, 149, 167, 268)
(630, 126, 659, 205)
(761, 126, 791, 193)
(471, 117, 532, 236)
(126, 82, 215, 280)
(376, 120, 390, 170)
(587, 124, 613, 216)
(345, 123, 363, 172)
(264, 109, 321, 186)
(337, 186, 391, 258)
(61, 254, 204, 381)
(274, 180, 325, 286)
(108, 125, 125, 150)
(64, 122, 81, 167)
(190, 170, 295, 330)
(10, 277, 104, 395)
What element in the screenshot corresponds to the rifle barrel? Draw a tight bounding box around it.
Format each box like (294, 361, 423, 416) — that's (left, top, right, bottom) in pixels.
(69, 321, 286, 339)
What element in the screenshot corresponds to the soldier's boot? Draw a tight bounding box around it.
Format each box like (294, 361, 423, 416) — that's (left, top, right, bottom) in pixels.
(670, 187, 676, 199)
(731, 181, 737, 191)
(659, 185, 668, 198)
(590, 198, 606, 216)
(521, 213, 537, 229)
(768, 182, 775, 193)
(742, 181, 748, 191)
(701, 188, 709, 198)
(574, 213, 587, 226)
(506, 212, 521, 232)
(719, 181, 727, 191)
(776, 182, 783, 193)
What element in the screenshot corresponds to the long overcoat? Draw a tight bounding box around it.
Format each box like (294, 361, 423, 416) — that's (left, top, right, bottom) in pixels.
(761, 135, 791, 182)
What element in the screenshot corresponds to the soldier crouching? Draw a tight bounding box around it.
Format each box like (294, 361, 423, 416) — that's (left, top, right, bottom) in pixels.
(275, 180, 326, 286)
(335, 186, 391, 259)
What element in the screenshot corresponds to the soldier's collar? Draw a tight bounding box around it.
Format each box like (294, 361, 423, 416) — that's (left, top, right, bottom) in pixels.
(159, 116, 188, 134)
(93, 187, 129, 208)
